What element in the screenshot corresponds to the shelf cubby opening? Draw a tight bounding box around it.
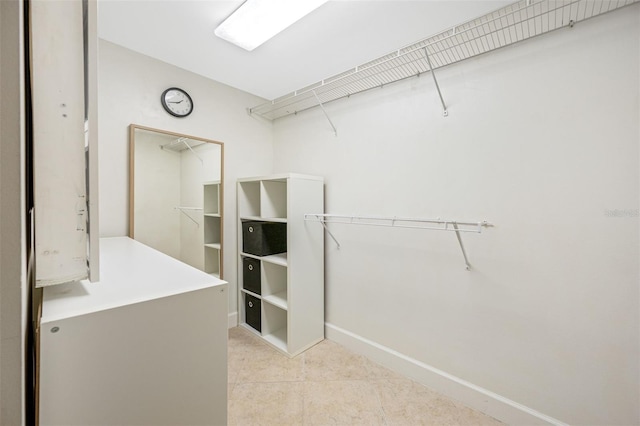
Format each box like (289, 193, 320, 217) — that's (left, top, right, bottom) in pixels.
(238, 181, 260, 217)
(203, 183, 220, 215)
(261, 262, 287, 310)
(262, 302, 287, 351)
(204, 245, 220, 277)
(261, 180, 287, 219)
(204, 216, 221, 245)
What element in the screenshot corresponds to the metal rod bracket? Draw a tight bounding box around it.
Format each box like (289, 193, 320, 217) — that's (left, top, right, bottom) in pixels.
(312, 90, 338, 137)
(423, 48, 448, 117)
(175, 207, 200, 227)
(452, 222, 471, 271)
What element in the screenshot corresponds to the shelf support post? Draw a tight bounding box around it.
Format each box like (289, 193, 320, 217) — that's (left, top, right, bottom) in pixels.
(312, 90, 338, 136)
(423, 48, 448, 117)
(452, 222, 471, 270)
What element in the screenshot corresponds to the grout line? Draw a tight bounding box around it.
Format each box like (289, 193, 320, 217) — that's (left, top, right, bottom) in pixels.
(372, 378, 390, 426)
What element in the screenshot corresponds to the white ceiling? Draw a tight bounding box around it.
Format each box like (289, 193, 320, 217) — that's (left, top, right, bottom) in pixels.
(98, 0, 512, 101)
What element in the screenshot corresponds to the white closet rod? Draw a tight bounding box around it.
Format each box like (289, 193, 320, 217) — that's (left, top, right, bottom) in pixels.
(304, 213, 492, 270)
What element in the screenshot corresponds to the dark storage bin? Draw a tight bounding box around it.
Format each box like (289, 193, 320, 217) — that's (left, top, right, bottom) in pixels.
(242, 221, 287, 256)
(242, 257, 261, 295)
(245, 294, 261, 332)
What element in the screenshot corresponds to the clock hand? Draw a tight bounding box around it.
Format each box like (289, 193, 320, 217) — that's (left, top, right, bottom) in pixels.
(167, 99, 184, 104)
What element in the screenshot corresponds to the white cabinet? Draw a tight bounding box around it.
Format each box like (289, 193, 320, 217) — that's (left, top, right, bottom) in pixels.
(204, 181, 222, 277)
(39, 237, 228, 426)
(237, 173, 324, 357)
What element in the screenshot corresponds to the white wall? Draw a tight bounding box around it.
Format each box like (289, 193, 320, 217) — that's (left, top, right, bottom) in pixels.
(98, 40, 273, 320)
(272, 9, 639, 426)
(0, 0, 27, 423)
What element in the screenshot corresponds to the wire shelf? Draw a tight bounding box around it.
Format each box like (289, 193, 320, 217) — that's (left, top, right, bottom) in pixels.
(160, 137, 207, 164)
(249, 0, 638, 120)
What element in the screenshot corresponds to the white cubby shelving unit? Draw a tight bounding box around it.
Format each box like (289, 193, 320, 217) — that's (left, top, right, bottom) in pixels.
(237, 173, 324, 357)
(204, 181, 221, 278)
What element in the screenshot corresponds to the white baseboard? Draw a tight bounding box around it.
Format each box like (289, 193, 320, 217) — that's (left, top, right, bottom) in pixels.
(228, 311, 238, 329)
(325, 323, 567, 426)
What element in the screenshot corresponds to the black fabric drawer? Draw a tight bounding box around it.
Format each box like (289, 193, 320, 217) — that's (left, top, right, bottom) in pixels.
(245, 294, 261, 332)
(242, 221, 287, 256)
(242, 257, 261, 295)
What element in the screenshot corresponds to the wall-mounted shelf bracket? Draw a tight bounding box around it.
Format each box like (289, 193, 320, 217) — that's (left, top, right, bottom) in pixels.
(313, 90, 338, 136)
(304, 213, 493, 270)
(174, 206, 202, 227)
(452, 222, 471, 270)
(424, 48, 448, 117)
(307, 214, 341, 249)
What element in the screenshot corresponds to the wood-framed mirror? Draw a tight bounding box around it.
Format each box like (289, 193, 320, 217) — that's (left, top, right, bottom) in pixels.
(129, 124, 224, 279)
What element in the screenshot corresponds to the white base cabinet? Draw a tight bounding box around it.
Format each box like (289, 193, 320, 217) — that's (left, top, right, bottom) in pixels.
(237, 173, 324, 357)
(39, 237, 228, 426)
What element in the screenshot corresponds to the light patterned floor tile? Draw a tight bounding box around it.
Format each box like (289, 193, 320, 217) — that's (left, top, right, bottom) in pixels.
(375, 378, 503, 426)
(228, 344, 249, 384)
(229, 325, 265, 347)
(450, 401, 505, 426)
(303, 380, 386, 425)
(363, 357, 407, 380)
(303, 339, 371, 381)
(236, 342, 305, 383)
(375, 378, 464, 425)
(226, 328, 504, 426)
(229, 381, 304, 426)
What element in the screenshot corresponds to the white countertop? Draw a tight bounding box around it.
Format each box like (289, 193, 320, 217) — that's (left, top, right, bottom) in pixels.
(41, 237, 227, 323)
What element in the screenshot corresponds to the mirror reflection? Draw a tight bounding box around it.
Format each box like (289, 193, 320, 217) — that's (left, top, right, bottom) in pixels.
(129, 124, 224, 278)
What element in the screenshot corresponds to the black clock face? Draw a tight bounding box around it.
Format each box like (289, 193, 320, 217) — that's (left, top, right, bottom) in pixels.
(161, 88, 193, 117)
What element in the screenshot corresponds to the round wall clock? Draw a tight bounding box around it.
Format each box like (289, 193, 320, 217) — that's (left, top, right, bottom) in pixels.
(161, 87, 193, 117)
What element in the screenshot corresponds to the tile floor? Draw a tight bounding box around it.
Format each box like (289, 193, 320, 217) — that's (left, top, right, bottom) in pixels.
(227, 326, 503, 425)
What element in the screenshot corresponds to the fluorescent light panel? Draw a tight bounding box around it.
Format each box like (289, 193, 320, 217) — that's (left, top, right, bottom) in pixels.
(215, 0, 328, 51)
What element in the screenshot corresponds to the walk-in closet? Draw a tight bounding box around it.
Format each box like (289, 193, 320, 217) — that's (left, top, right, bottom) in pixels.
(1, 0, 638, 425)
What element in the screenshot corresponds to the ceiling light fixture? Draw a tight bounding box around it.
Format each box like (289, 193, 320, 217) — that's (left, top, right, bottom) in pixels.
(214, 0, 328, 51)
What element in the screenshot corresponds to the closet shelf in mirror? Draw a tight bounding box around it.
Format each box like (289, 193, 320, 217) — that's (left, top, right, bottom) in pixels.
(160, 137, 207, 152)
(205, 243, 221, 250)
(204, 213, 221, 217)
